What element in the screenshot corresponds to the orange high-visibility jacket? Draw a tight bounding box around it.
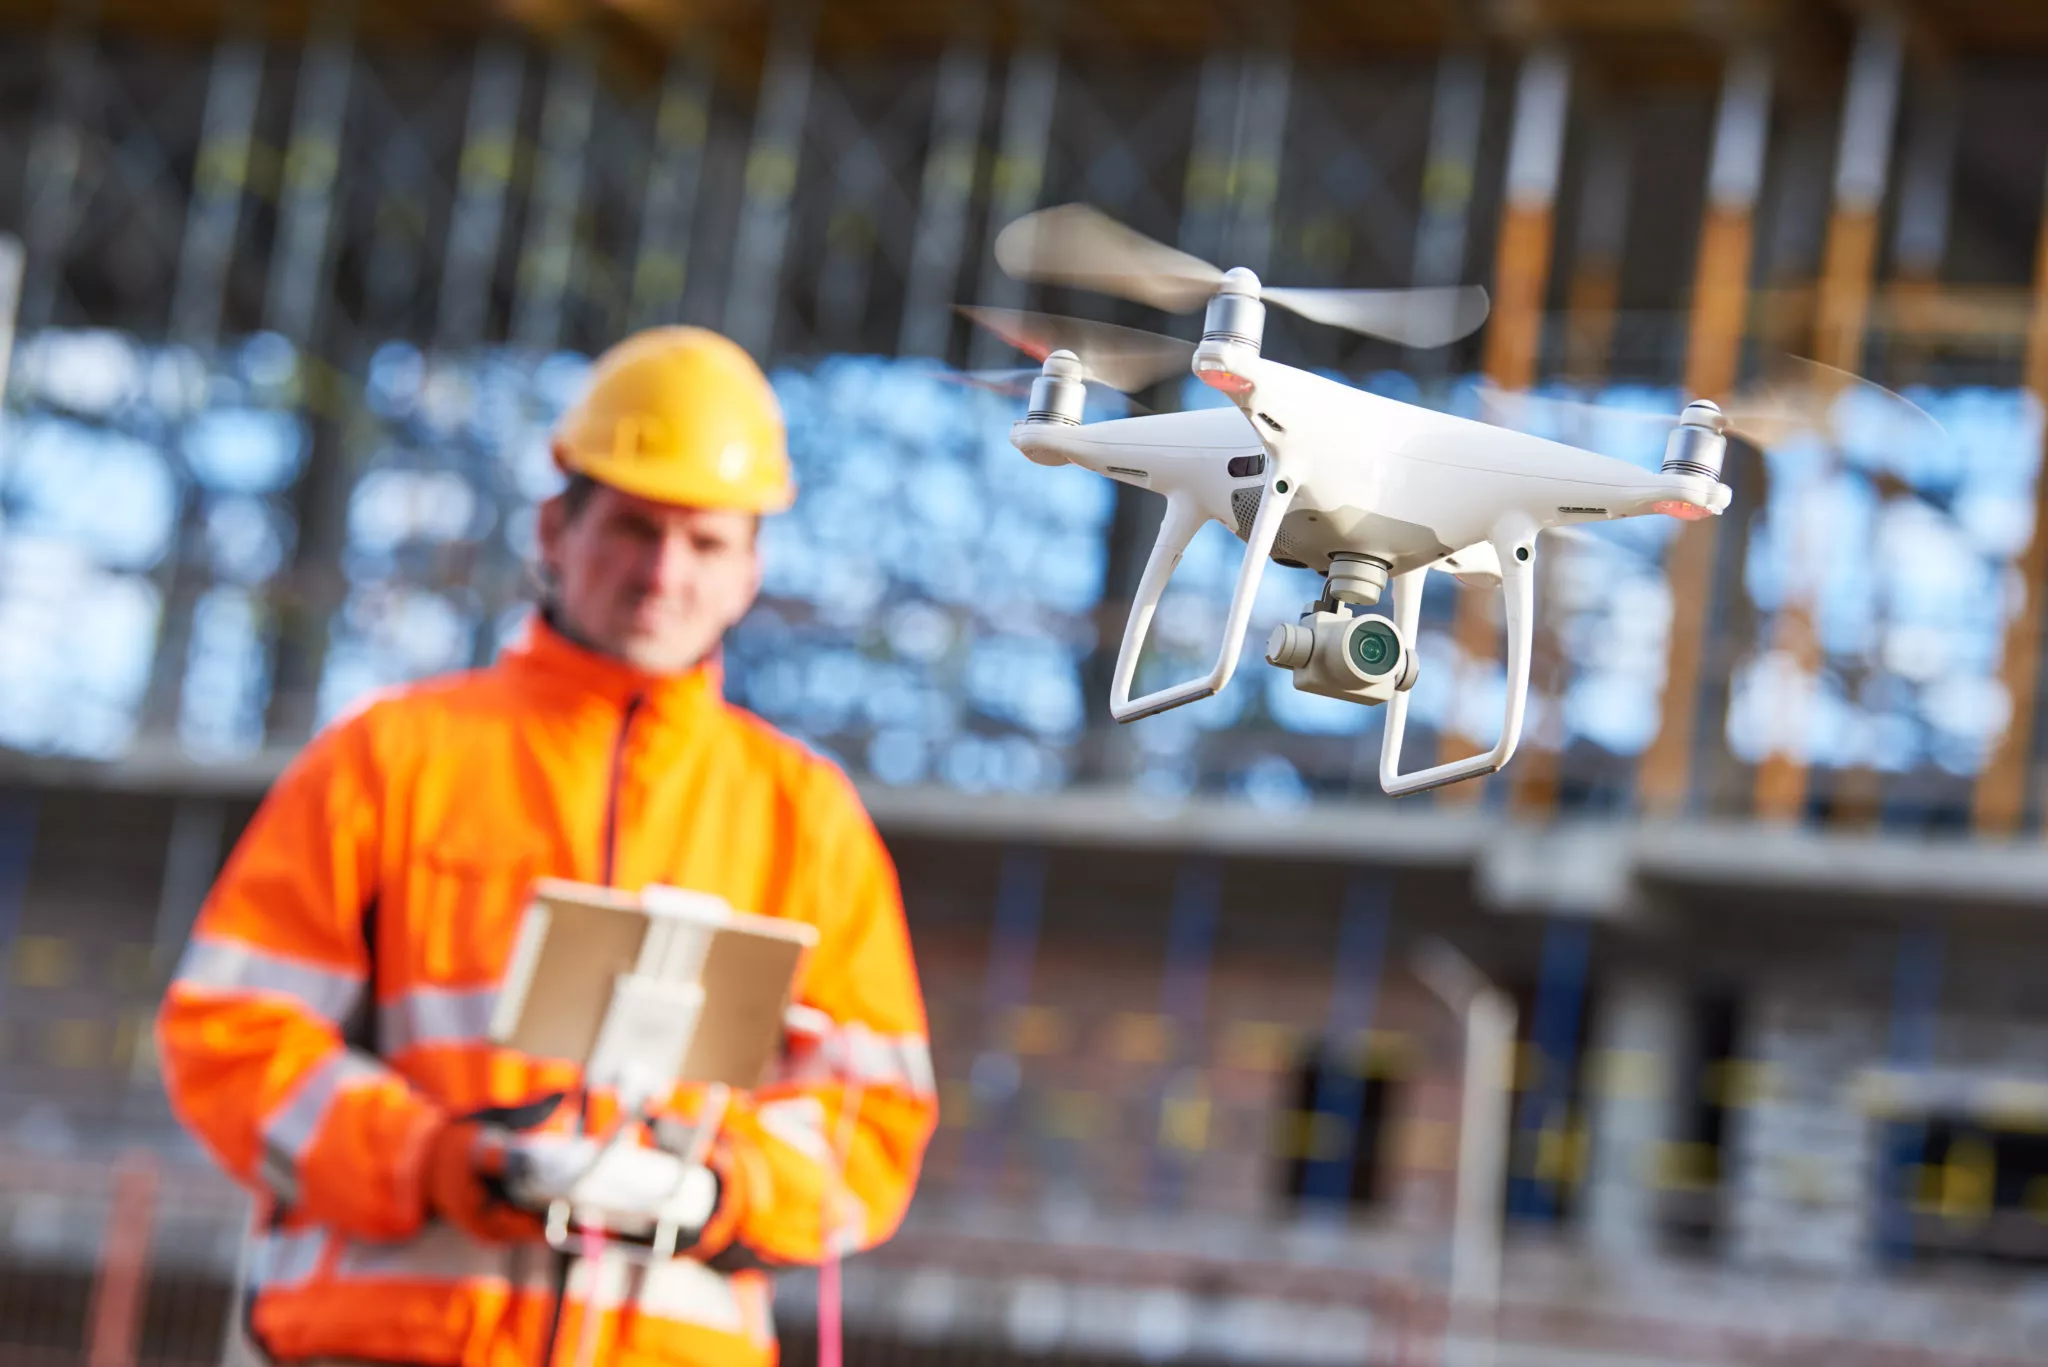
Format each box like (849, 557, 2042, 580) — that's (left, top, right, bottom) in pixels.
(156, 618, 937, 1367)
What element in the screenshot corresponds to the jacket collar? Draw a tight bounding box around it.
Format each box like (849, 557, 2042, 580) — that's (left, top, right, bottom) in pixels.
(500, 610, 725, 719)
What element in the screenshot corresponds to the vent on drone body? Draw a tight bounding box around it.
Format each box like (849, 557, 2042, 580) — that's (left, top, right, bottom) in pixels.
(1231, 487, 1260, 538)
(1230, 485, 1313, 568)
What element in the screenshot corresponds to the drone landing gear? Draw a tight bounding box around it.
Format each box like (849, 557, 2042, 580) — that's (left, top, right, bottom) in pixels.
(1108, 479, 1299, 723)
(1378, 526, 1538, 797)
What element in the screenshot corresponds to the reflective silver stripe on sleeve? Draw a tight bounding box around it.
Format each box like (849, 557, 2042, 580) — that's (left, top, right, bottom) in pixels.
(756, 1096, 834, 1165)
(257, 1049, 388, 1202)
(247, 1226, 328, 1292)
(172, 937, 364, 1025)
(260, 1223, 754, 1334)
(778, 1025, 935, 1097)
(329, 1224, 749, 1328)
(377, 985, 500, 1054)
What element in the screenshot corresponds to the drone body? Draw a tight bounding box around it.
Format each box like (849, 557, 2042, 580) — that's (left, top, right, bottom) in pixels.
(1013, 373, 1730, 581)
(976, 205, 1752, 796)
(1010, 337, 1733, 795)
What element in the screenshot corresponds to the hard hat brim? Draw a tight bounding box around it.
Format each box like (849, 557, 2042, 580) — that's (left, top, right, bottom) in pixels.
(561, 447, 797, 515)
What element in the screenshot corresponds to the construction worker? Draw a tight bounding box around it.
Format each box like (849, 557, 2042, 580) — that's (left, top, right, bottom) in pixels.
(155, 327, 937, 1367)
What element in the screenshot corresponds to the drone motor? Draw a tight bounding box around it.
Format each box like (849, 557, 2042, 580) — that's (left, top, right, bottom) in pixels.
(1026, 349, 1089, 426)
(1202, 267, 1267, 351)
(1660, 400, 1729, 481)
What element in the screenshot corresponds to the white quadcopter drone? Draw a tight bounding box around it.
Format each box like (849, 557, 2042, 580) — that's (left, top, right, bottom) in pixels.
(967, 204, 1750, 797)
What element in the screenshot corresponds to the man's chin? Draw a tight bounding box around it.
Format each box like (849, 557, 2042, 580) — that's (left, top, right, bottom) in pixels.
(617, 630, 711, 677)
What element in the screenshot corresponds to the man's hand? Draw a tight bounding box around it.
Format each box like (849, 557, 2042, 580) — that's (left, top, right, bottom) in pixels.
(504, 1135, 718, 1245)
(423, 1119, 550, 1244)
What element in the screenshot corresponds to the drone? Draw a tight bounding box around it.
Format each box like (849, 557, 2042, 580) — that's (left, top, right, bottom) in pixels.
(961, 204, 1923, 797)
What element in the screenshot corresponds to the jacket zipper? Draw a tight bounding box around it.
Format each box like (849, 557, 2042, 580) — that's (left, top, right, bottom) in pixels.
(602, 693, 645, 886)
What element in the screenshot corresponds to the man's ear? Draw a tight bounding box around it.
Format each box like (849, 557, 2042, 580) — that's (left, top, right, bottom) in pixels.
(730, 538, 765, 628)
(536, 493, 567, 580)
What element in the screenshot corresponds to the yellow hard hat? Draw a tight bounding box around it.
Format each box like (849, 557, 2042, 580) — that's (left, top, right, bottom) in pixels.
(551, 326, 795, 513)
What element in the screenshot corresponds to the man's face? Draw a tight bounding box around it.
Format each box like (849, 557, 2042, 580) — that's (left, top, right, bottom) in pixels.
(537, 480, 762, 675)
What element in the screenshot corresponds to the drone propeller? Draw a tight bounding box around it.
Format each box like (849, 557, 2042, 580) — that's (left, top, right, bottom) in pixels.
(936, 364, 1156, 415)
(994, 203, 1491, 350)
(1475, 358, 1947, 480)
(1475, 359, 1981, 545)
(954, 304, 1195, 394)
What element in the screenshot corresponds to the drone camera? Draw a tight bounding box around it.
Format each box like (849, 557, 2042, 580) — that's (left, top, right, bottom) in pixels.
(1338, 616, 1413, 688)
(1267, 608, 1418, 706)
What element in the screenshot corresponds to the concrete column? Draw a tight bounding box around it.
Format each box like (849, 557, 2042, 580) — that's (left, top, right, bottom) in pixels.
(265, 9, 355, 346)
(1728, 988, 1880, 1274)
(436, 36, 526, 350)
(127, 798, 224, 1094)
(143, 28, 268, 747)
(1410, 50, 1487, 295)
(15, 20, 91, 337)
(628, 45, 716, 331)
(896, 40, 990, 359)
(1560, 117, 1633, 382)
(169, 33, 265, 348)
(962, 849, 1047, 1206)
(965, 36, 1059, 369)
(1179, 45, 1291, 274)
(512, 37, 598, 353)
(723, 0, 819, 357)
(1582, 972, 1684, 1263)
(0, 232, 21, 416)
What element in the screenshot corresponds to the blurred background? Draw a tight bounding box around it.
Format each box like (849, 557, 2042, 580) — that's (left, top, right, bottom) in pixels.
(5, 0, 2048, 1363)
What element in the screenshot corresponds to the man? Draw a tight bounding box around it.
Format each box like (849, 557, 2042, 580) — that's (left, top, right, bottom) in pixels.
(156, 327, 937, 1367)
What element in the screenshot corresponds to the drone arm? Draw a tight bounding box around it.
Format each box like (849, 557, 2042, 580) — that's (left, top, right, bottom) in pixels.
(1110, 481, 1294, 723)
(1379, 528, 1536, 797)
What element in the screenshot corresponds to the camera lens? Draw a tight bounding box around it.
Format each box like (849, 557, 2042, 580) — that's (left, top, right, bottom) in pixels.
(1347, 619, 1401, 678)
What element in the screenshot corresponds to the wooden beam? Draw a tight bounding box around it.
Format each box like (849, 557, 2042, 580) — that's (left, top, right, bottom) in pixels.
(1830, 59, 1958, 828)
(1438, 45, 1570, 806)
(1970, 162, 2048, 834)
(1636, 48, 1770, 818)
(1751, 13, 1901, 824)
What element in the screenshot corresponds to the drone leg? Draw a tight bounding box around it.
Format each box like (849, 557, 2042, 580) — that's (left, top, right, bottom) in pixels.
(1379, 527, 1537, 797)
(1108, 495, 1205, 721)
(1110, 479, 1295, 723)
(1378, 564, 1432, 785)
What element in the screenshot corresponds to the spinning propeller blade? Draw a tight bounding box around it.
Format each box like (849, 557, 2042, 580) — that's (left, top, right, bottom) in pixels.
(1474, 360, 1974, 539)
(993, 204, 1224, 312)
(993, 203, 1491, 348)
(1259, 285, 1494, 351)
(954, 305, 1195, 394)
(934, 364, 1155, 414)
(1474, 359, 1945, 459)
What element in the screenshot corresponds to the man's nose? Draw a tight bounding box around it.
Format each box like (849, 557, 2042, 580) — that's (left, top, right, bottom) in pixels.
(645, 529, 701, 592)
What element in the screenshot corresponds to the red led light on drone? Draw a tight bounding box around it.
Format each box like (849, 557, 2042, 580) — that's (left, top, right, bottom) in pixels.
(1196, 366, 1253, 398)
(1653, 499, 1712, 522)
